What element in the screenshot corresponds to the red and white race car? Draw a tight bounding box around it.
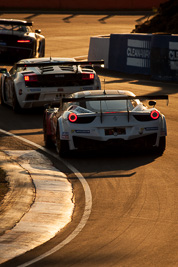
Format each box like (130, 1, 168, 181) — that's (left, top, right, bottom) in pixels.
(43, 89, 168, 157)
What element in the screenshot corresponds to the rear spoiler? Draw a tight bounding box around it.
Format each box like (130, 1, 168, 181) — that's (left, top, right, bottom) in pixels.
(16, 60, 104, 68)
(0, 20, 32, 26)
(61, 94, 168, 123)
(62, 95, 169, 103)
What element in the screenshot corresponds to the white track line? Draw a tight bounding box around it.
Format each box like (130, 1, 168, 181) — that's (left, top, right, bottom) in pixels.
(0, 129, 92, 267)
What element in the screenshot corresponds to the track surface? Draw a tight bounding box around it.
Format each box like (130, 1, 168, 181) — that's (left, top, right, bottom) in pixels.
(0, 12, 178, 267)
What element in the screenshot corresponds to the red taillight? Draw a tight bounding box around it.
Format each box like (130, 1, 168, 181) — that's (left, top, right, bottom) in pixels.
(24, 74, 38, 82)
(150, 110, 160, 120)
(17, 40, 31, 43)
(82, 73, 94, 80)
(24, 75, 29, 81)
(68, 113, 78, 122)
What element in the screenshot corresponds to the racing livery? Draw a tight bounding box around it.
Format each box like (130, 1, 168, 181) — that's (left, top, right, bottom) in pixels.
(0, 57, 103, 112)
(0, 18, 45, 63)
(43, 90, 168, 157)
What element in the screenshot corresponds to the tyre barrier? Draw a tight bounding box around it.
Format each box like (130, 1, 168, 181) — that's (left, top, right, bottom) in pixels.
(88, 33, 178, 81)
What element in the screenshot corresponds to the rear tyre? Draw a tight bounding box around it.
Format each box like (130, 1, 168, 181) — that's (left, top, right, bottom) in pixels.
(12, 87, 21, 113)
(0, 84, 5, 105)
(0, 79, 7, 106)
(154, 136, 166, 155)
(43, 119, 54, 148)
(56, 125, 69, 157)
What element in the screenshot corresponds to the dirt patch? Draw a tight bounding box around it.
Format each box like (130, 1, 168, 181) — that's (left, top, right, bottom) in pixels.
(0, 168, 9, 204)
(132, 0, 178, 34)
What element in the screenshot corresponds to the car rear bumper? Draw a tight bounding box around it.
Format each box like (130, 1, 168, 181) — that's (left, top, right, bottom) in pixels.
(0, 46, 33, 62)
(72, 133, 158, 151)
(19, 86, 98, 108)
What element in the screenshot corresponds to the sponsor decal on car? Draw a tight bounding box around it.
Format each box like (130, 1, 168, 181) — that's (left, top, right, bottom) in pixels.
(30, 88, 41, 92)
(71, 130, 90, 134)
(145, 127, 158, 131)
(61, 132, 69, 139)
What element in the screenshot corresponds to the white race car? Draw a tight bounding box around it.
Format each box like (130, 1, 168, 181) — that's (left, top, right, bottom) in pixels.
(0, 57, 103, 112)
(43, 89, 168, 157)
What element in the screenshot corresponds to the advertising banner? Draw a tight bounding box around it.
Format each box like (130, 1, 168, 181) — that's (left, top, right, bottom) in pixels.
(109, 34, 152, 75)
(151, 34, 178, 81)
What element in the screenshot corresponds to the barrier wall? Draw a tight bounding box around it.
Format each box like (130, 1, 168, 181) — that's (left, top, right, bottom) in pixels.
(0, 0, 166, 10)
(108, 34, 152, 75)
(88, 36, 110, 68)
(88, 33, 178, 81)
(151, 34, 178, 81)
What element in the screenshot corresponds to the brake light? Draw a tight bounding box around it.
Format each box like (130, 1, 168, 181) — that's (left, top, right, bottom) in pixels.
(150, 110, 160, 120)
(24, 74, 38, 82)
(82, 73, 94, 80)
(17, 40, 31, 43)
(68, 113, 78, 122)
(24, 76, 29, 81)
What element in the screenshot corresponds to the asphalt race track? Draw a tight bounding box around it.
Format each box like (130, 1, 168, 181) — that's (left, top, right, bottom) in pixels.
(0, 12, 178, 267)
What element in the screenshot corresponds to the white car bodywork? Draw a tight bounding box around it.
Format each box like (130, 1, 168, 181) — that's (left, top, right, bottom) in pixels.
(43, 90, 168, 157)
(0, 57, 103, 112)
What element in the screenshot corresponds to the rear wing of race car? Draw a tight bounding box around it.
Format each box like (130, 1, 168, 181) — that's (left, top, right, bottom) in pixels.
(62, 94, 169, 103)
(62, 94, 169, 122)
(0, 19, 33, 26)
(16, 60, 105, 68)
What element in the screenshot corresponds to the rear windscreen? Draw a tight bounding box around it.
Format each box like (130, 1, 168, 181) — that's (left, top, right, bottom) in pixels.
(85, 99, 140, 112)
(0, 24, 30, 32)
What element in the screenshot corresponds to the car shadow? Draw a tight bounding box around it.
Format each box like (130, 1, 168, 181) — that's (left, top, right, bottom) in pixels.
(95, 67, 178, 95)
(54, 146, 163, 181)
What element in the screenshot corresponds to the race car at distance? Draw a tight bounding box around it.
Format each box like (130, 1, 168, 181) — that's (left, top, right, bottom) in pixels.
(43, 89, 168, 157)
(0, 57, 103, 112)
(0, 18, 45, 63)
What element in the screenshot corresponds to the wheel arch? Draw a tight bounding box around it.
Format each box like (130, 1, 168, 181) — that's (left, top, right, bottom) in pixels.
(161, 114, 167, 136)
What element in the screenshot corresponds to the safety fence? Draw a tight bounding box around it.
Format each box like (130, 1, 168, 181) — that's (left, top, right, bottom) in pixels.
(88, 33, 178, 81)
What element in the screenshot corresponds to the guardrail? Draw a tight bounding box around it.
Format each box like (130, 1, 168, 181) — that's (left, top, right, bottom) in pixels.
(88, 33, 178, 81)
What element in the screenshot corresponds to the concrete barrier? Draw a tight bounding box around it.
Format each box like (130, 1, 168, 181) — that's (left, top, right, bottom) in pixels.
(88, 33, 178, 81)
(151, 34, 178, 81)
(88, 36, 110, 68)
(108, 34, 152, 75)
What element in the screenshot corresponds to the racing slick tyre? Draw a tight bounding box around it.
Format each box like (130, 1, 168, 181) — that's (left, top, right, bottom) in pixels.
(12, 87, 21, 113)
(43, 119, 54, 148)
(0, 85, 5, 106)
(0, 78, 8, 106)
(154, 136, 166, 155)
(56, 125, 69, 158)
